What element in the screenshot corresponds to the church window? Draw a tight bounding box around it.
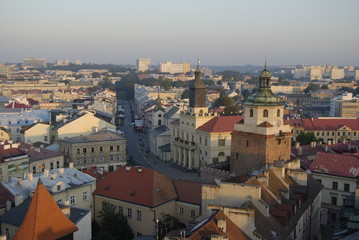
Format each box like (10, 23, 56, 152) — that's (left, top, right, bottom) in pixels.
(263, 110, 268, 117)
(277, 109, 280, 117)
(187, 134, 189, 140)
(158, 119, 162, 126)
(236, 153, 239, 159)
(245, 140, 249, 147)
(192, 135, 194, 142)
(278, 139, 282, 145)
(158, 114, 162, 117)
(250, 109, 254, 117)
(199, 110, 203, 114)
(199, 137, 202, 144)
(205, 138, 208, 146)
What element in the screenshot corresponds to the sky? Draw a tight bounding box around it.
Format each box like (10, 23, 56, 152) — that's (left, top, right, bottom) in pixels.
(1, 0, 358, 66)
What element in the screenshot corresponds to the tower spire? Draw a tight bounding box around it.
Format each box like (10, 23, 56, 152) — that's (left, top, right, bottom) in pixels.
(196, 57, 200, 70)
(264, 59, 267, 69)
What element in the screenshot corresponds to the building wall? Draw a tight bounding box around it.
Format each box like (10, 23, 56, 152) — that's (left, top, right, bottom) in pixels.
(0, 129, 10, 141)
(171, 110, 217, 169)
(56, 113, 115, 141)
(59, 138, 126, 172)
(74, 211, 92, 240)
(291, 125, 359, 144)
(94, 195, 175, 236)
(197, 131, 232, 165)
(29, 155, 64, 174)
(22, 123, 50, 144)
(0, 155, 29, 183)
(312, 173, 356, 225)
(0, 222, 17, 240)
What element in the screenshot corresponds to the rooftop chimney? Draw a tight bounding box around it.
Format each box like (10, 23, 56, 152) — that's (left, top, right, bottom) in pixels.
(17, 177, 22, 186)
(27, 173, 33, 181)
(50, 173, 56, 180)
(44, 169, 49, 177)
(59, 168, 64, 176)
(69, 162, 74, 168)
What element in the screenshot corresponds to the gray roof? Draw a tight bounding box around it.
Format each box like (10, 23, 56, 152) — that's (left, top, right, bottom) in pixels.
(151, 125, 168, 137)
(58, 129, 125, 143)
(164, 106, 179, 119)
(0, 197, 89, 227)
(19, 143, 62, 163)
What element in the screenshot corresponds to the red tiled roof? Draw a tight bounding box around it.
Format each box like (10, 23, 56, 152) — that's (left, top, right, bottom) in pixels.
(257, 121, 273, 128)
(197, 116, 243, 133)
(310, 152, 359, 178)
(173, 180, 201, 205)
(5, 102, 30, 109)
(0, 141, 26, 163)
(94, 166, 177, 207)
(14, 180, 78, 240)
(189, 211, 251, 240)
(290, 118, 359, 131)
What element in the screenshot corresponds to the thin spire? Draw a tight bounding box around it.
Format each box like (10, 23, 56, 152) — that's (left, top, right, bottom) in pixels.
(196, 57, 200, 70)
(157, 85, 160, 99)
(264, 59, 267, 69)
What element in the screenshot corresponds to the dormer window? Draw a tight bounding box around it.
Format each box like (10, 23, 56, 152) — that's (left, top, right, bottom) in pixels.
(263, 110, 268, 118)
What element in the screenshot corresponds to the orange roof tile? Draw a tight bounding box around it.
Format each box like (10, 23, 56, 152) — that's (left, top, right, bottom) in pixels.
(197, 116, 243, 133)
(189, 211, 251, 240)
(14, 179, 78, 240)
(94, 166, 177, 207)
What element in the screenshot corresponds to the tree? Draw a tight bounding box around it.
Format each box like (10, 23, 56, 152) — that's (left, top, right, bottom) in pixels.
(92, 72, 101, 78)
(295, 132, 316, 145)
(241, 89, 250, 98)
(321, 84, 329, 90)
(304, 83, 321, 94)
(95, 202, 134, 240)
(158, 213, 186, 239)
(212, 94, 239, 115)
(353, 87, 359, 97)
(338, 87, 354, 93)
(181, 89, 190, 99)
(160, 78, 172, 90)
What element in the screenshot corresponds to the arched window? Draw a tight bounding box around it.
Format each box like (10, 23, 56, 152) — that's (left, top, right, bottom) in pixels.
(277, 109, 280, 117)
(250, 109, 254, 117)
(199, 109, 203, 114)
(158, 119, 162, 126)
(263, 109, 268, 117)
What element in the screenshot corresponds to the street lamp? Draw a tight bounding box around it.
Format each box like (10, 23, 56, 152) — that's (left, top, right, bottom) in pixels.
(156, 219, 159, 240)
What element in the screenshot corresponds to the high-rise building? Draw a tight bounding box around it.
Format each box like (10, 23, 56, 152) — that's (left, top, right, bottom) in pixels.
(23, 58, 46, 68)
(0, 64, 10, 78)
(330, 92, 359, 118)
(159, 61, 190, 74)
(136, 58, 151, 72)
(310, 68, 323, 80)
(230, 66, 292, 176)
(330, 68, 345, 80)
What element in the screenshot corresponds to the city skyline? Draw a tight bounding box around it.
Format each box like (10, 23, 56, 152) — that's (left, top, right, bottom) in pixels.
(1, 0, 358, 66)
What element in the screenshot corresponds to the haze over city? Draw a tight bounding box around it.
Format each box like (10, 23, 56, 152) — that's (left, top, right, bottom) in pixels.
(1, 0, 358, 66)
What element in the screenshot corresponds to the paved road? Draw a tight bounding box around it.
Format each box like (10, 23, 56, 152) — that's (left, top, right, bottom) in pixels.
(117, 100, 202, 183)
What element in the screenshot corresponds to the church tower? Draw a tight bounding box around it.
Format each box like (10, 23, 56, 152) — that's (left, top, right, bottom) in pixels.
(171, 60, 217, 169)
(230, 66, 292, 176)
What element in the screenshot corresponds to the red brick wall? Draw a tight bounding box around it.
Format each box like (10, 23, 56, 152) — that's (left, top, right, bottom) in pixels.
(230, 131, 292, 176)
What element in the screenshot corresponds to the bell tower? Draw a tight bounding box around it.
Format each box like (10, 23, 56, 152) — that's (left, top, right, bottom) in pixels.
(230, 65, 292, 176)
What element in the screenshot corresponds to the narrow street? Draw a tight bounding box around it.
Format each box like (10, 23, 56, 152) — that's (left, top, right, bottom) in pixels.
(117, 100, 202, 182)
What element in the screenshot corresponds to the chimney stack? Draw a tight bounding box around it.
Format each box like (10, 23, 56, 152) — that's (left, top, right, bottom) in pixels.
(69, 162, 74, 169)
(59, 168, 64, 176)
(27, 173, 33, 181)
(44, 169, 49, 177)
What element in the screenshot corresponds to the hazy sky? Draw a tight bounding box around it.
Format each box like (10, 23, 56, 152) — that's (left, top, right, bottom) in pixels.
(1, 0, 358, 66)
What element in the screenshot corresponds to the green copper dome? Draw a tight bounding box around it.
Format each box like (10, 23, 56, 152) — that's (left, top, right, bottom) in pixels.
(243, 67, 282, 106)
